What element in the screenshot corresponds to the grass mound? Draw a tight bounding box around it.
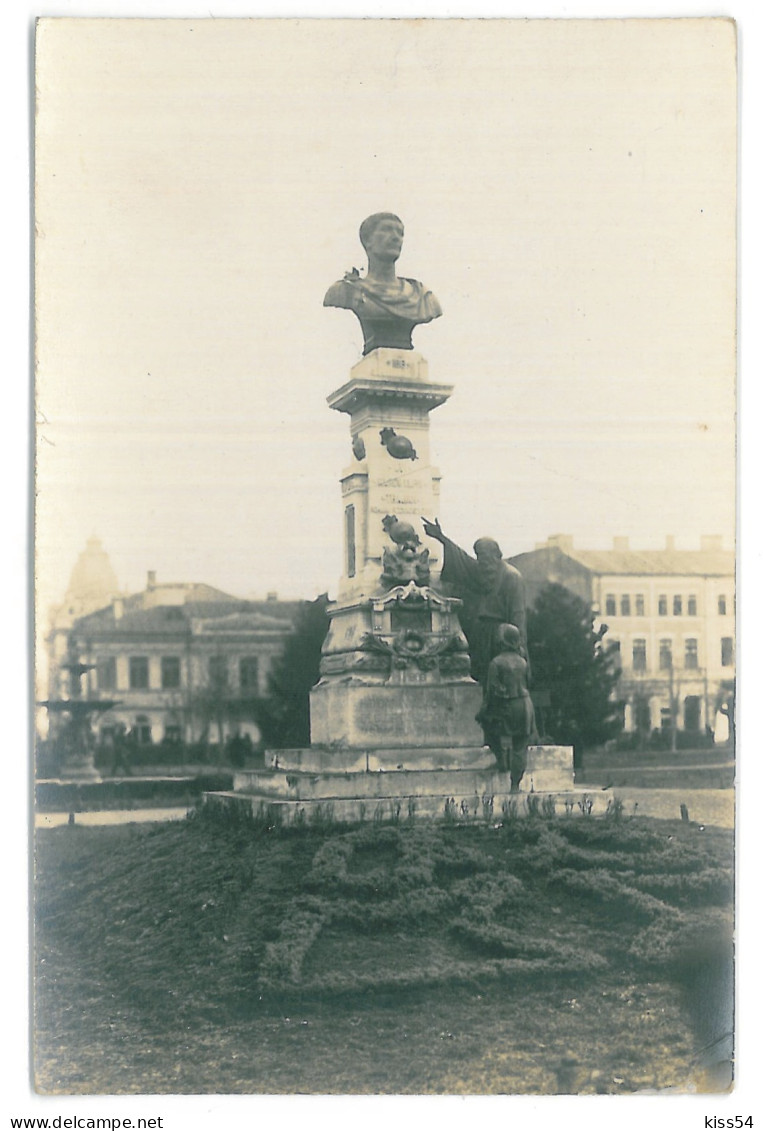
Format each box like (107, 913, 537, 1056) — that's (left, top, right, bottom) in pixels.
(35, 806, 733, 1094)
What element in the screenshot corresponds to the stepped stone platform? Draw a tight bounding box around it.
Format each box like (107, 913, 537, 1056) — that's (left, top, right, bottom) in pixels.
(206, 745, 575, 824)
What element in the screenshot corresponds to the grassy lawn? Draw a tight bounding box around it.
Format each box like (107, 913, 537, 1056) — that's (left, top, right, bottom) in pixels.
(34, 805, 733, 1095)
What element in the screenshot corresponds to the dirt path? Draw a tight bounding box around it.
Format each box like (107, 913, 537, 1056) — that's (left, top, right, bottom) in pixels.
(606, 788, 734, 828)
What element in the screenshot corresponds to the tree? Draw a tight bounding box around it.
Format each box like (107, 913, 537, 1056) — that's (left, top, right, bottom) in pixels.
(192, 652, 262, 763)
(191, 652, 234, 762)
(254, 594, 330, 749)
(715, 679, 736, 750)
(527, 583, 623, 761)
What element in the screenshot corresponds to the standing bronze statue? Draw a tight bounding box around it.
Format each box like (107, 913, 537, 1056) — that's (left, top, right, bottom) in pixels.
(324, 213, 442, 355)
(421, 517, 528, 687)
(476, 624, 538, 788)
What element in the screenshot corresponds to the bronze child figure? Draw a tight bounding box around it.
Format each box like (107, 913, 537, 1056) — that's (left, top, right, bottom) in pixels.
(476, 623, 538, 791)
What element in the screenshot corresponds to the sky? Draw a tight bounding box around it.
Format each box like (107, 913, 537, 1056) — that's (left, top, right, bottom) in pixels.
(34, 17, 737, 624)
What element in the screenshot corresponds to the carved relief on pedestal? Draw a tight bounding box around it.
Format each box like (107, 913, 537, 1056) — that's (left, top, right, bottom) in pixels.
(380, 514, 430, 587)
(359, 627, 470, 674)
(317, 581, 472, 683)
(381, 545, 430, 587)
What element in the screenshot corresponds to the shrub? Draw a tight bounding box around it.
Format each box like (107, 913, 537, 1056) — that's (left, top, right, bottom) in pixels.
(547, 868, 676, 923)
(259, 901, 329, 986)
(449, 874, 525, 921)
(629, 907, 731, 972)
(627, 868, 733, 906)
(450, 918, 609, 972)
(525, 794, 541, 819)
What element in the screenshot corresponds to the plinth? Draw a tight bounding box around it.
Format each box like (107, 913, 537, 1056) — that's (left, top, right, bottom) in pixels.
(221, 347, 574, 823)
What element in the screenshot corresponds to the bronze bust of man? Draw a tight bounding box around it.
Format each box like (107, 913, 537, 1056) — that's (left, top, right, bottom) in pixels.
(324, 213, 442, 355)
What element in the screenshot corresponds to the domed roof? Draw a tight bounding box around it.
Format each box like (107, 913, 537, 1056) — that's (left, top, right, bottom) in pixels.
(64, 537, 119, 615)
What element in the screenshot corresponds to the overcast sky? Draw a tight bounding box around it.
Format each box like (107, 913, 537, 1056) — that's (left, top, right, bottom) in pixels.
(35, 17, 736, 619)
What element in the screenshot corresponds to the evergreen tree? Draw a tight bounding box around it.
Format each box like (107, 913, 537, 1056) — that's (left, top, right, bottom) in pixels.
(254, 594, 330, 748)
(527, 582, 623, 759)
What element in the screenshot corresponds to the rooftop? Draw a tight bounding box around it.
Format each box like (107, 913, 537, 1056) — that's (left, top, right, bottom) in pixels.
(514, 535, 735, 577)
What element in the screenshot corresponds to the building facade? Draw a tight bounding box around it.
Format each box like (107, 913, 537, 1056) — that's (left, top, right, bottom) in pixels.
(509, 535, 735, 740)
(47, 560, 301, 748)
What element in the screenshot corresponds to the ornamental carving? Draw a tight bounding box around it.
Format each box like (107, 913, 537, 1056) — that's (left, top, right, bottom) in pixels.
(380, 427, 418, 461)
(380, 514, 430, 587)
(359, 629, 468, 672)
(381, 545, 431, 587)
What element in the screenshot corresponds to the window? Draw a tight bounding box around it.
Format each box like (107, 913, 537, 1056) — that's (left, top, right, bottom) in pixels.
(129, 656, 149, 690)
(684, 696, 701, 732)
(163, 725, 182, 744)
(658, 595, 668, 616)
(659, 639, 673, 671)
(620, 595, 631, 616)
(660, 707, 673, 731)
(239, 657, 260, 692)
(687, 595, 697, 616)
(161, 656, 181, 689)
(632, 639, 647, 671)
(607, 639, 621, 670)
(134, 714, 152, 744)
(209, 655, 228, 688)
(718, 595, 727, 616)
(635, 594, 645, 616)
(345, 504, 356, 578)
(634, 698, 651, 732)
(605, 594, 616, 616)
(684, 639, 699, 669)
(96, 657, 116, 690)
(673, 595, 683, 616)
(721, 637, 734, 667)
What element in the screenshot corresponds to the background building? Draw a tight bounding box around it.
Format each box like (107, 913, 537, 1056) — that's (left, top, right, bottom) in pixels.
(509, 534, 735, 742)
(45, 545, 300, 749)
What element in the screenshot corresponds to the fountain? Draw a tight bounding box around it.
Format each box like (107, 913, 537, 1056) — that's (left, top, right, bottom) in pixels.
(38, 651, 120, 781)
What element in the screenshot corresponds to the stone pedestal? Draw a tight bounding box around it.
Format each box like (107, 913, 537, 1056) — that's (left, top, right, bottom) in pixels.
(213, 745, 577, 825)
(310, 580, 483, 752)
(308, 347, 482, 770)
(327, 348, 452, 602)
(311, 681, 484, 752)
(218, 346, 575, 823)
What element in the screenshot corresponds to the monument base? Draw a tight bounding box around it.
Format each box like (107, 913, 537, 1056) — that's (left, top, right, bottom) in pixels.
(310, 680, 484, 752)
(208, 745, 575, 825)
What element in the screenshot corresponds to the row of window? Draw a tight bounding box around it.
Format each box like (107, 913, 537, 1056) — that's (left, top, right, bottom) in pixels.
(609, 637, 734, 671)
(628, 696, 704, 732)
(604, 594, 730, 618)
(96, 655, 261, 692)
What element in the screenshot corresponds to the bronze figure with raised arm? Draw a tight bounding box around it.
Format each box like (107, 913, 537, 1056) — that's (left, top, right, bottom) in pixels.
(422, 516, 528, 687)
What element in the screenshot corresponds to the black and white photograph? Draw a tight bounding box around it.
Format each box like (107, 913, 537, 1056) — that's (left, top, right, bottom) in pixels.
(18, 8, 753, 1117)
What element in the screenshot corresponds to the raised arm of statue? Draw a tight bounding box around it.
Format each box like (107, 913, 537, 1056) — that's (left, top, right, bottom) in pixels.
(421, 516, 445, 543)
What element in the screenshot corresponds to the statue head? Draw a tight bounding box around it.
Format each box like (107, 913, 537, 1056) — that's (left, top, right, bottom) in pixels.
(359, 212, 404, 264)
(497, 623, 521, 653)
(474, 536, 504, 587)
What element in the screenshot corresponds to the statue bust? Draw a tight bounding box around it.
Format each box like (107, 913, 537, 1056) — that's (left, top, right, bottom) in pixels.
(324, 213, 442, 355)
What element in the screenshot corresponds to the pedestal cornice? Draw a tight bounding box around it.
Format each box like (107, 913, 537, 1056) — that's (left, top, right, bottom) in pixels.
(327, 375, 453, 416)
